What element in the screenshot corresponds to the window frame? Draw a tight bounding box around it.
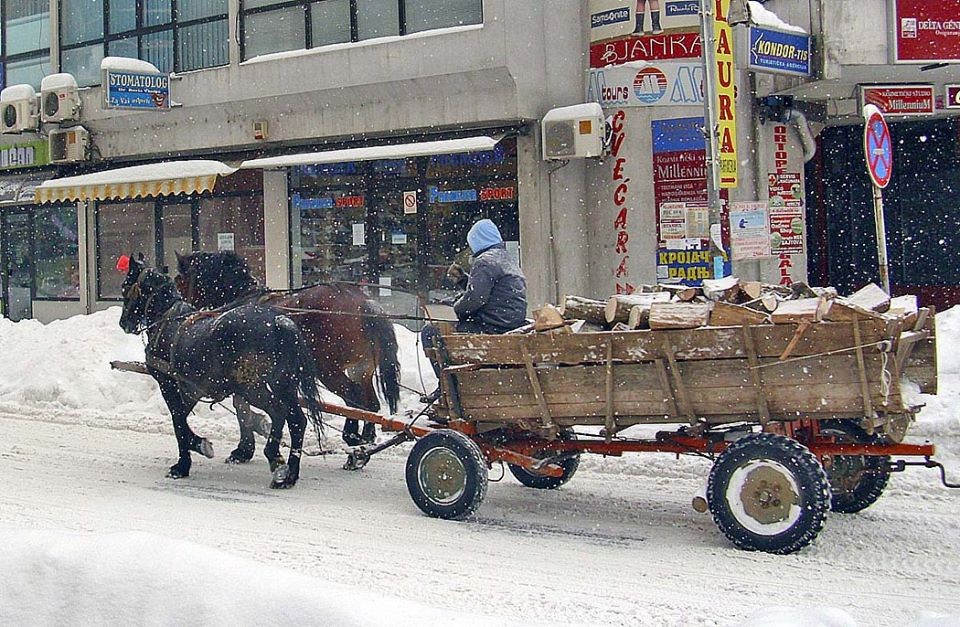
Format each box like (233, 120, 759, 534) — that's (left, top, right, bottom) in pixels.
(240, 0, 483, 61)
(0, 0, 52, 89)
(58, 0, 230, 84)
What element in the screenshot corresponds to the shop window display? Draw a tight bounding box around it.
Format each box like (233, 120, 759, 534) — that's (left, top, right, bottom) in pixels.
(34, 205, 80, 300)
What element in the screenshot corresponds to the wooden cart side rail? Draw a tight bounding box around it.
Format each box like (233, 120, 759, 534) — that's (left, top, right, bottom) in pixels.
(440, 320, 894, 367)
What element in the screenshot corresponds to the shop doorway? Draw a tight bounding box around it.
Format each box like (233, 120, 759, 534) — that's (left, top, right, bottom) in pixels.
(1, 210, 33, 321)
(367, 185, 420, 320)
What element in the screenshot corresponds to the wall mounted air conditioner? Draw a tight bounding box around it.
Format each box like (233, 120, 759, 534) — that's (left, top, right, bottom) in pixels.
(49, 126, 90, 163)
(0, 84, 39, 134)
(41, 73, 82, 123)
(541, 102, 605, 160)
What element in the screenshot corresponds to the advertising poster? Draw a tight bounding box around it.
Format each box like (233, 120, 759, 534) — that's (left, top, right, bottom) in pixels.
(767, 172, 805, 255)
(891, 0, 960, 63)
(652, 117, 730, 285)
(729, 201, 772, 260)
(586, 62, 704, 107)
(589, 0, 634, 43)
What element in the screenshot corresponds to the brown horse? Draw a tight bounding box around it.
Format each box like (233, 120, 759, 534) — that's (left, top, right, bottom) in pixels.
(175, 251, 401, 455)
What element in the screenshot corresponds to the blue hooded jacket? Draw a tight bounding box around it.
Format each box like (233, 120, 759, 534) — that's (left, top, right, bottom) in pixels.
(454, 220, 527, 331)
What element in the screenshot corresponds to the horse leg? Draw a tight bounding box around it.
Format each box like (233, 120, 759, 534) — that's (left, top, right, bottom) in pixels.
(272, 398, 307, 489)
(319, 368, 369, 446)
(356, 368, 381, 445)
(228, 395, 259, 464)
(261, 409, 287, 473)
(158, 379, 203, 479)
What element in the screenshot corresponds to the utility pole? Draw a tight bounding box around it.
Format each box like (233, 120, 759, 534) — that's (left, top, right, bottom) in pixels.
(699, 0, 726, 280)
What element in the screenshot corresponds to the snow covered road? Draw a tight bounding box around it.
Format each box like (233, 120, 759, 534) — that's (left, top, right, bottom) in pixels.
(1, 410, 957, 626)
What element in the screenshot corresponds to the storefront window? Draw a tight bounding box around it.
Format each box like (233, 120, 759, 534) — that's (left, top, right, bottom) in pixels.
(96, 201, 156, 299)
(34, 205, 79, 300)
(198, 196, 266, 284)
(241, 0, 482, 59)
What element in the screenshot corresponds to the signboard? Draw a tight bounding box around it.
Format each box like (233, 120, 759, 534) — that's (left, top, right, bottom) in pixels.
(946, 85, 960, 109)
(713, 0, 737, 188)
(104, 70, 171, 110)
(860, 85, 934, 116)
(890, 0, 960, 63)
(586, 62, 704, 107)
(745, 26, 811, 76)
(217, 232, 235, 251)
(729, 201, 772, 260)
(590, 32, 702, 67)
(0, 140, 49, 170)
(768, 173, 805, 254)
(652, 117, 730, 285)
(863, 107, 893, 189)
(589, 0, 634, 43)
(402, 190, 418, 214)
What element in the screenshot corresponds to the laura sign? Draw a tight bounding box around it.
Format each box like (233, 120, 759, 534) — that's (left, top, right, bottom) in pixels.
(860, 85, 935, 116)
(713, 0, 737, 189)
(890, 0, 960, 63)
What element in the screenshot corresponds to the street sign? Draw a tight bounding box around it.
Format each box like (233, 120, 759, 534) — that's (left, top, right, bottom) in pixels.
(947, 85, 960, 110)
(863, 105, 893, 189)
(402, 190, 418, 214)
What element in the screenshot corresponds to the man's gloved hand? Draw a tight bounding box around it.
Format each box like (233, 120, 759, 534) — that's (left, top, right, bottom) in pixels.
(446, 262, 469, 290)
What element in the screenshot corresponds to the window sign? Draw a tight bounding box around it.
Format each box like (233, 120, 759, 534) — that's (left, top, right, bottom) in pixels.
(0, 140, 49, 170)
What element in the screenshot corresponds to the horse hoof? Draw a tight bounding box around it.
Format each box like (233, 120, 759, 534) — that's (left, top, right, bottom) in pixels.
(268, 456, 286, 472)
(225, 450, 254, 464)
(270, 464, 297, 489)
(198, 439, 215, 459)
(167, 466, 189, 479)
(342, 432, 364, 447)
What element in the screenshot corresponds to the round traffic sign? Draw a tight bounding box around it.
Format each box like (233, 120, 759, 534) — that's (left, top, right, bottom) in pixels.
(863, 105, 893, 188)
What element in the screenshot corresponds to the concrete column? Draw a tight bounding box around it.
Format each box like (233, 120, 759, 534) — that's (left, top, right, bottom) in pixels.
(262, 169, 289, 290)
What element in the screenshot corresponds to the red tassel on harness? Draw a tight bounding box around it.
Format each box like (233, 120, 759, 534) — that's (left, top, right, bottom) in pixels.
(116, 255, 130, 273)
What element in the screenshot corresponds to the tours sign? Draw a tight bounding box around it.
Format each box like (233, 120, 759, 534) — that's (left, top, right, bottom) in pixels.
(104, 69, 171, 110)
(744, 26, 811, 76)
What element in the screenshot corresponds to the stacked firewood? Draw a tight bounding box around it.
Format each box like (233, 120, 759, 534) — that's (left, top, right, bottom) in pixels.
(530, 277, 922, 333)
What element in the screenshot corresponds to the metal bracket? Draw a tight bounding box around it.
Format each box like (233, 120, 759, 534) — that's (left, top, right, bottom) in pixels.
(886, 458, 960, 489)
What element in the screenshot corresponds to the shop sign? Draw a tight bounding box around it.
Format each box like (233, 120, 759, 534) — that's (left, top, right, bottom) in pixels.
(890, 0, 960, 63)
(652, 117, 730, 285)
(478, 186, 514, 201)
(0, 140, 48, 170)
(713, 0, 737, 188)
(745, 26, 811, 76)
(589, 0, 634, 43)
(729, 201, 772, 260)
(860, 85, 935, 116)
(292, 192, 365, 210)
(586, 62, 704, 107)
(608, 110, 635, 294)
(104, 69, 170, 109)
(427, 185, 477, 203)
(946, 85, 960, 109)
(590, 32, 702, 67)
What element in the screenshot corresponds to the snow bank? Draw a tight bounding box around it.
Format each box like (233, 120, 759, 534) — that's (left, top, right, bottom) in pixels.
(0, 528, 504, 626)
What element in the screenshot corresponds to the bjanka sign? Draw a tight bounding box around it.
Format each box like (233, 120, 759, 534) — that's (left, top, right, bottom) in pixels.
(890, 0, 960, 63)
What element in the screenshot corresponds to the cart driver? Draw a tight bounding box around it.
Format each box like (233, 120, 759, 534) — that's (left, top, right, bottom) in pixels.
(420, 218, 527, 403)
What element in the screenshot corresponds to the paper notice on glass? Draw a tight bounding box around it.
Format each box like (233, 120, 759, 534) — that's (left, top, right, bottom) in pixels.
(378, 276, 392, 297)
(217, 232, 235, 251)
(391, 231, 407, 245)
(352, 223, 365, 246)
(730, 201, 772, 260)
(659, 202, 687, 240)
(505, 241, 520, 266)
(685, 206, 709, 239)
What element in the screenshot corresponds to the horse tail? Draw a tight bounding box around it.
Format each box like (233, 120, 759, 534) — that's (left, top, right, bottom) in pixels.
(277, 316, 325, 435)
(362, 303, 401, 415)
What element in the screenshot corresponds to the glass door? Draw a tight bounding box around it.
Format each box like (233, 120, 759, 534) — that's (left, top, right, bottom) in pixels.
(1, 211, 34, 321)
(160, 202, 194, 274)
(368, 186, 420, 322)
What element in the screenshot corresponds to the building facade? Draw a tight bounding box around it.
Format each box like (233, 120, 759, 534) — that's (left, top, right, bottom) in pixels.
(1, 0, 958, 323)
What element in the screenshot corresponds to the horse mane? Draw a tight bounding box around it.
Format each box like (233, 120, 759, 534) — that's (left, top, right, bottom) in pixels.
(179, 251, 260, 307)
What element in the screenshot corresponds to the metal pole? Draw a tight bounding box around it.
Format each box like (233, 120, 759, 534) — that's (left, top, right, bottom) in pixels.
(699, 0, 726, 279)
(872, 184, 891, 294)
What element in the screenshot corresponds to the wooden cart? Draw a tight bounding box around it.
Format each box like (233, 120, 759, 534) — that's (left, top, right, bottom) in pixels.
(339, 309, 953, 555)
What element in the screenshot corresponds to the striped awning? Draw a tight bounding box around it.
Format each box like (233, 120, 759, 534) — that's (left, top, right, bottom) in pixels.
(34, 160, 237, 204)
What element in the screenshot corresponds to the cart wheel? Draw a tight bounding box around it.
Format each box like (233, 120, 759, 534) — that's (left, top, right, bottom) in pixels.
(508, 431, 580, 490)
(820, 420, 890, 513)
(707, 433, 830, 555)
(405, 430, 488, 520)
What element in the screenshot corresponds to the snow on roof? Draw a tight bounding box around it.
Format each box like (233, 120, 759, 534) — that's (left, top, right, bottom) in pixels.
(541, 102, 603, 123)
(240, 137, 499, 169)
(0, 84, 36, 101)
(748, 1, 807, 33)
(40, 73, 79, 91)
(100, 56, 162, 74)
(37, 160, 236, 189)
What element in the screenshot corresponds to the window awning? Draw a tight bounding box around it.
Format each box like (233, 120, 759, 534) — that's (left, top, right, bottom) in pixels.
(34, 160, 238, 204)
(239, 136, 501, 170)
(0, 175, 49, 205)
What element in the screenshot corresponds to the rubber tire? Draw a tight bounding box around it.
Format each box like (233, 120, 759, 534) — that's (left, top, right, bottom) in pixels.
(708, 433, 830, 555)
(508, 432, 581, 490)
(820, 419, 891, 514)
(405, 429, 488, 520)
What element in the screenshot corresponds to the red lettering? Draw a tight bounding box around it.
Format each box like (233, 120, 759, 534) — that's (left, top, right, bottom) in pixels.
(613, 207, 628, 230)
(615, 256, 629, 278)
(719, 127, 735, 152)
(616, 230, 629, 254)
(717, 60, 732, 87)
(714, 0, 727, 21)
(719, 93, 733, 120)
(611, 110, 625, 133)
(616, 283, 636, 295)
(610, 132, 625, 157)
(614, 183, 628, 206)
(716, 29, 731, 55)
(613, 158, 626, 181)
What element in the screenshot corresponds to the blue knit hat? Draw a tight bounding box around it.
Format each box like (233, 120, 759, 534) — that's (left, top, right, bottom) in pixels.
(467, 219, 503, 254)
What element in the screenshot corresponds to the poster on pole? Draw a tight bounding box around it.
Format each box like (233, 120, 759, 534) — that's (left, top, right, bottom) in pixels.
(730, 201, 772, 260)
(767, 173, 805, 254)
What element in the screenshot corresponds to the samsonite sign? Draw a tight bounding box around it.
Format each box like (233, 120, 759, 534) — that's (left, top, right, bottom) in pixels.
(586, 62, 704, 107)
(860, 85, 935, 116)
(744, 26, 810, 76)
(589, 0, 634, 43)
(890, 0, 960, 63)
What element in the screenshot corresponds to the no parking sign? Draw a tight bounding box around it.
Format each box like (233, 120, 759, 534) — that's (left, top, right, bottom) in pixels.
(863, 105, 893, 189)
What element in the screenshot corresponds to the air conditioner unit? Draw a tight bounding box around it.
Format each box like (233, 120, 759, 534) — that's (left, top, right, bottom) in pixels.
(40, 73, 81, 123)
(541, 102, 605, 160)
(0, 84, 39, 134)
(49, 126, 90, 163)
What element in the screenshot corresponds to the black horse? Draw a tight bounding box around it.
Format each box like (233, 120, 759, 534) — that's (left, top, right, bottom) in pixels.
(119, 256, 325, 488)
(174, 251, 401, 451)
